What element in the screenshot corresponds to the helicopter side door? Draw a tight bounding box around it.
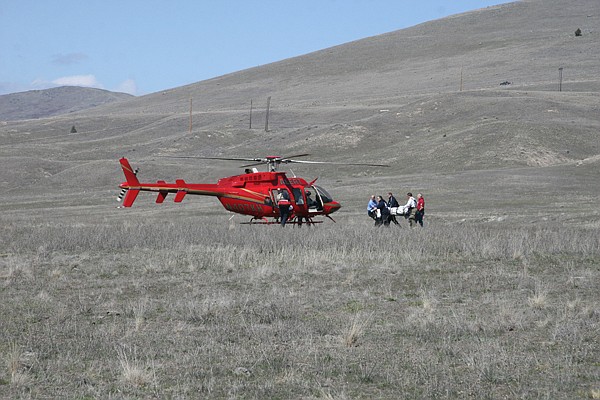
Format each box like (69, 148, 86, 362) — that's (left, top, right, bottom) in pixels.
(310, 185, 334, 212)
(264, 190, 277, 216)
(268, 189, 287, 217)
(306, 186, 321, 212)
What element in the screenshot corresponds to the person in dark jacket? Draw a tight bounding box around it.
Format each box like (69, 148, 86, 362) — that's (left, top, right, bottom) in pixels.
(376, 195, 390, 226)
(387, 192, 400, 226)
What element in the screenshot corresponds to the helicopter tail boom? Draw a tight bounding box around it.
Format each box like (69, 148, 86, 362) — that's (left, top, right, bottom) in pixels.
(118, 158, 227, 208)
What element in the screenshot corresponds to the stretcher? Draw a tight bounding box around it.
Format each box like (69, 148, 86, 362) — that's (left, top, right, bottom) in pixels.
(375, 206, 409, 218)
(390, 206, 409, 216)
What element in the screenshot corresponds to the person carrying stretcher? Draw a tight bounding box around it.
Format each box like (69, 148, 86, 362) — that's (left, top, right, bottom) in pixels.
(404, 192, 417, 227)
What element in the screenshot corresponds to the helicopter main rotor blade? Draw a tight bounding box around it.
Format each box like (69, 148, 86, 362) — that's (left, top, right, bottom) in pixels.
(285, 159, 390, 167)
(279, 153, 311, 160)
(231, 154, 312, 168)
(239, 161, 267, 168)
(158, 155, 263, 162)
(156, 154, 388, 168)
(159, 154, 310, 162)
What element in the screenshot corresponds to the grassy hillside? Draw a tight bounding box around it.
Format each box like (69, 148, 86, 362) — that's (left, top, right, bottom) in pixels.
(0, 0, 597, 200)
(0, 86, 133, 121)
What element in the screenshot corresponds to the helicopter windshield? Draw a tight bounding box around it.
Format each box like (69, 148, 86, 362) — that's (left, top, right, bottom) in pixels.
(312, 185, 333, 203)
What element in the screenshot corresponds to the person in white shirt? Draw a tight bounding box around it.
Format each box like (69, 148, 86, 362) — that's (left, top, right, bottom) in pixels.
(404, 192, 417, 227)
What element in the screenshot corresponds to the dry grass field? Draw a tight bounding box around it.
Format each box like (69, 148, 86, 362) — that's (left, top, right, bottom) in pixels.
(0, 215, 599, 399)
(1, 0, 599, 398)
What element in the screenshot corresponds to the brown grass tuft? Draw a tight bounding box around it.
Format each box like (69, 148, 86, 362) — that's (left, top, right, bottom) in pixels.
(343, 312, 372, 347)
(116, 346, 154, 388)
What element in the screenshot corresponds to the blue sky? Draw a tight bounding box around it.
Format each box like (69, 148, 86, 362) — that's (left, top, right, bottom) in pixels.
(0, 1, 509, 96)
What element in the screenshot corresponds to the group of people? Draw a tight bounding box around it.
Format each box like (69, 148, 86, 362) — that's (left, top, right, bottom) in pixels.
(367, 192, 425, 227)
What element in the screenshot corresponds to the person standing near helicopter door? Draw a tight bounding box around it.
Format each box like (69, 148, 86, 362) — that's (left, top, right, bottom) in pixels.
(276, 188, 291, 227)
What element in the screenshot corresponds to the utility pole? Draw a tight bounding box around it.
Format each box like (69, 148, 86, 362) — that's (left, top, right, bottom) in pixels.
(558, 67, 563, 92)
(249, 99, 253, 129)
(265, 96, 271, 132)
(189, 97, 193, 133)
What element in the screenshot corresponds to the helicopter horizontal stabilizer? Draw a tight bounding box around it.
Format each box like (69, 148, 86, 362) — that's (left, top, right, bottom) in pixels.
(156, 191, 168, 203)
(174, 179, 187, 202)
(174, 190, 187, 202)
(155, 180, 168, 203)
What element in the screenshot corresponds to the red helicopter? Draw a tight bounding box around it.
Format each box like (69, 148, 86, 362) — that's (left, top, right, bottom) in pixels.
(118, 154, 388, 225)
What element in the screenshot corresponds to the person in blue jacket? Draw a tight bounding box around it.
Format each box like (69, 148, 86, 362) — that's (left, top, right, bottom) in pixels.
(367, 195, 378, 221)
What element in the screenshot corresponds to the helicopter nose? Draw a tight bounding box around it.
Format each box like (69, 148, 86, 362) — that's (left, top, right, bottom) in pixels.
(324, 201, 341, 214)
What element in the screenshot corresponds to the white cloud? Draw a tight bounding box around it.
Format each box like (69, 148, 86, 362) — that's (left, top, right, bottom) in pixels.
(116, 78, 137, 95)
(51, 74, 103, 88)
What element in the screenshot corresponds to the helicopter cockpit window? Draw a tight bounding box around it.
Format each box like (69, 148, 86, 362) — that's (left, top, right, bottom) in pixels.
(313, 185, 333, 204)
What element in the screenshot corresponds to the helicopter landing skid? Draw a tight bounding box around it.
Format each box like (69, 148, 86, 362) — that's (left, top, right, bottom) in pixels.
(240, 217, 323, 225)
(292, 217, 323, 226)
(241, 217, 271, 224)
